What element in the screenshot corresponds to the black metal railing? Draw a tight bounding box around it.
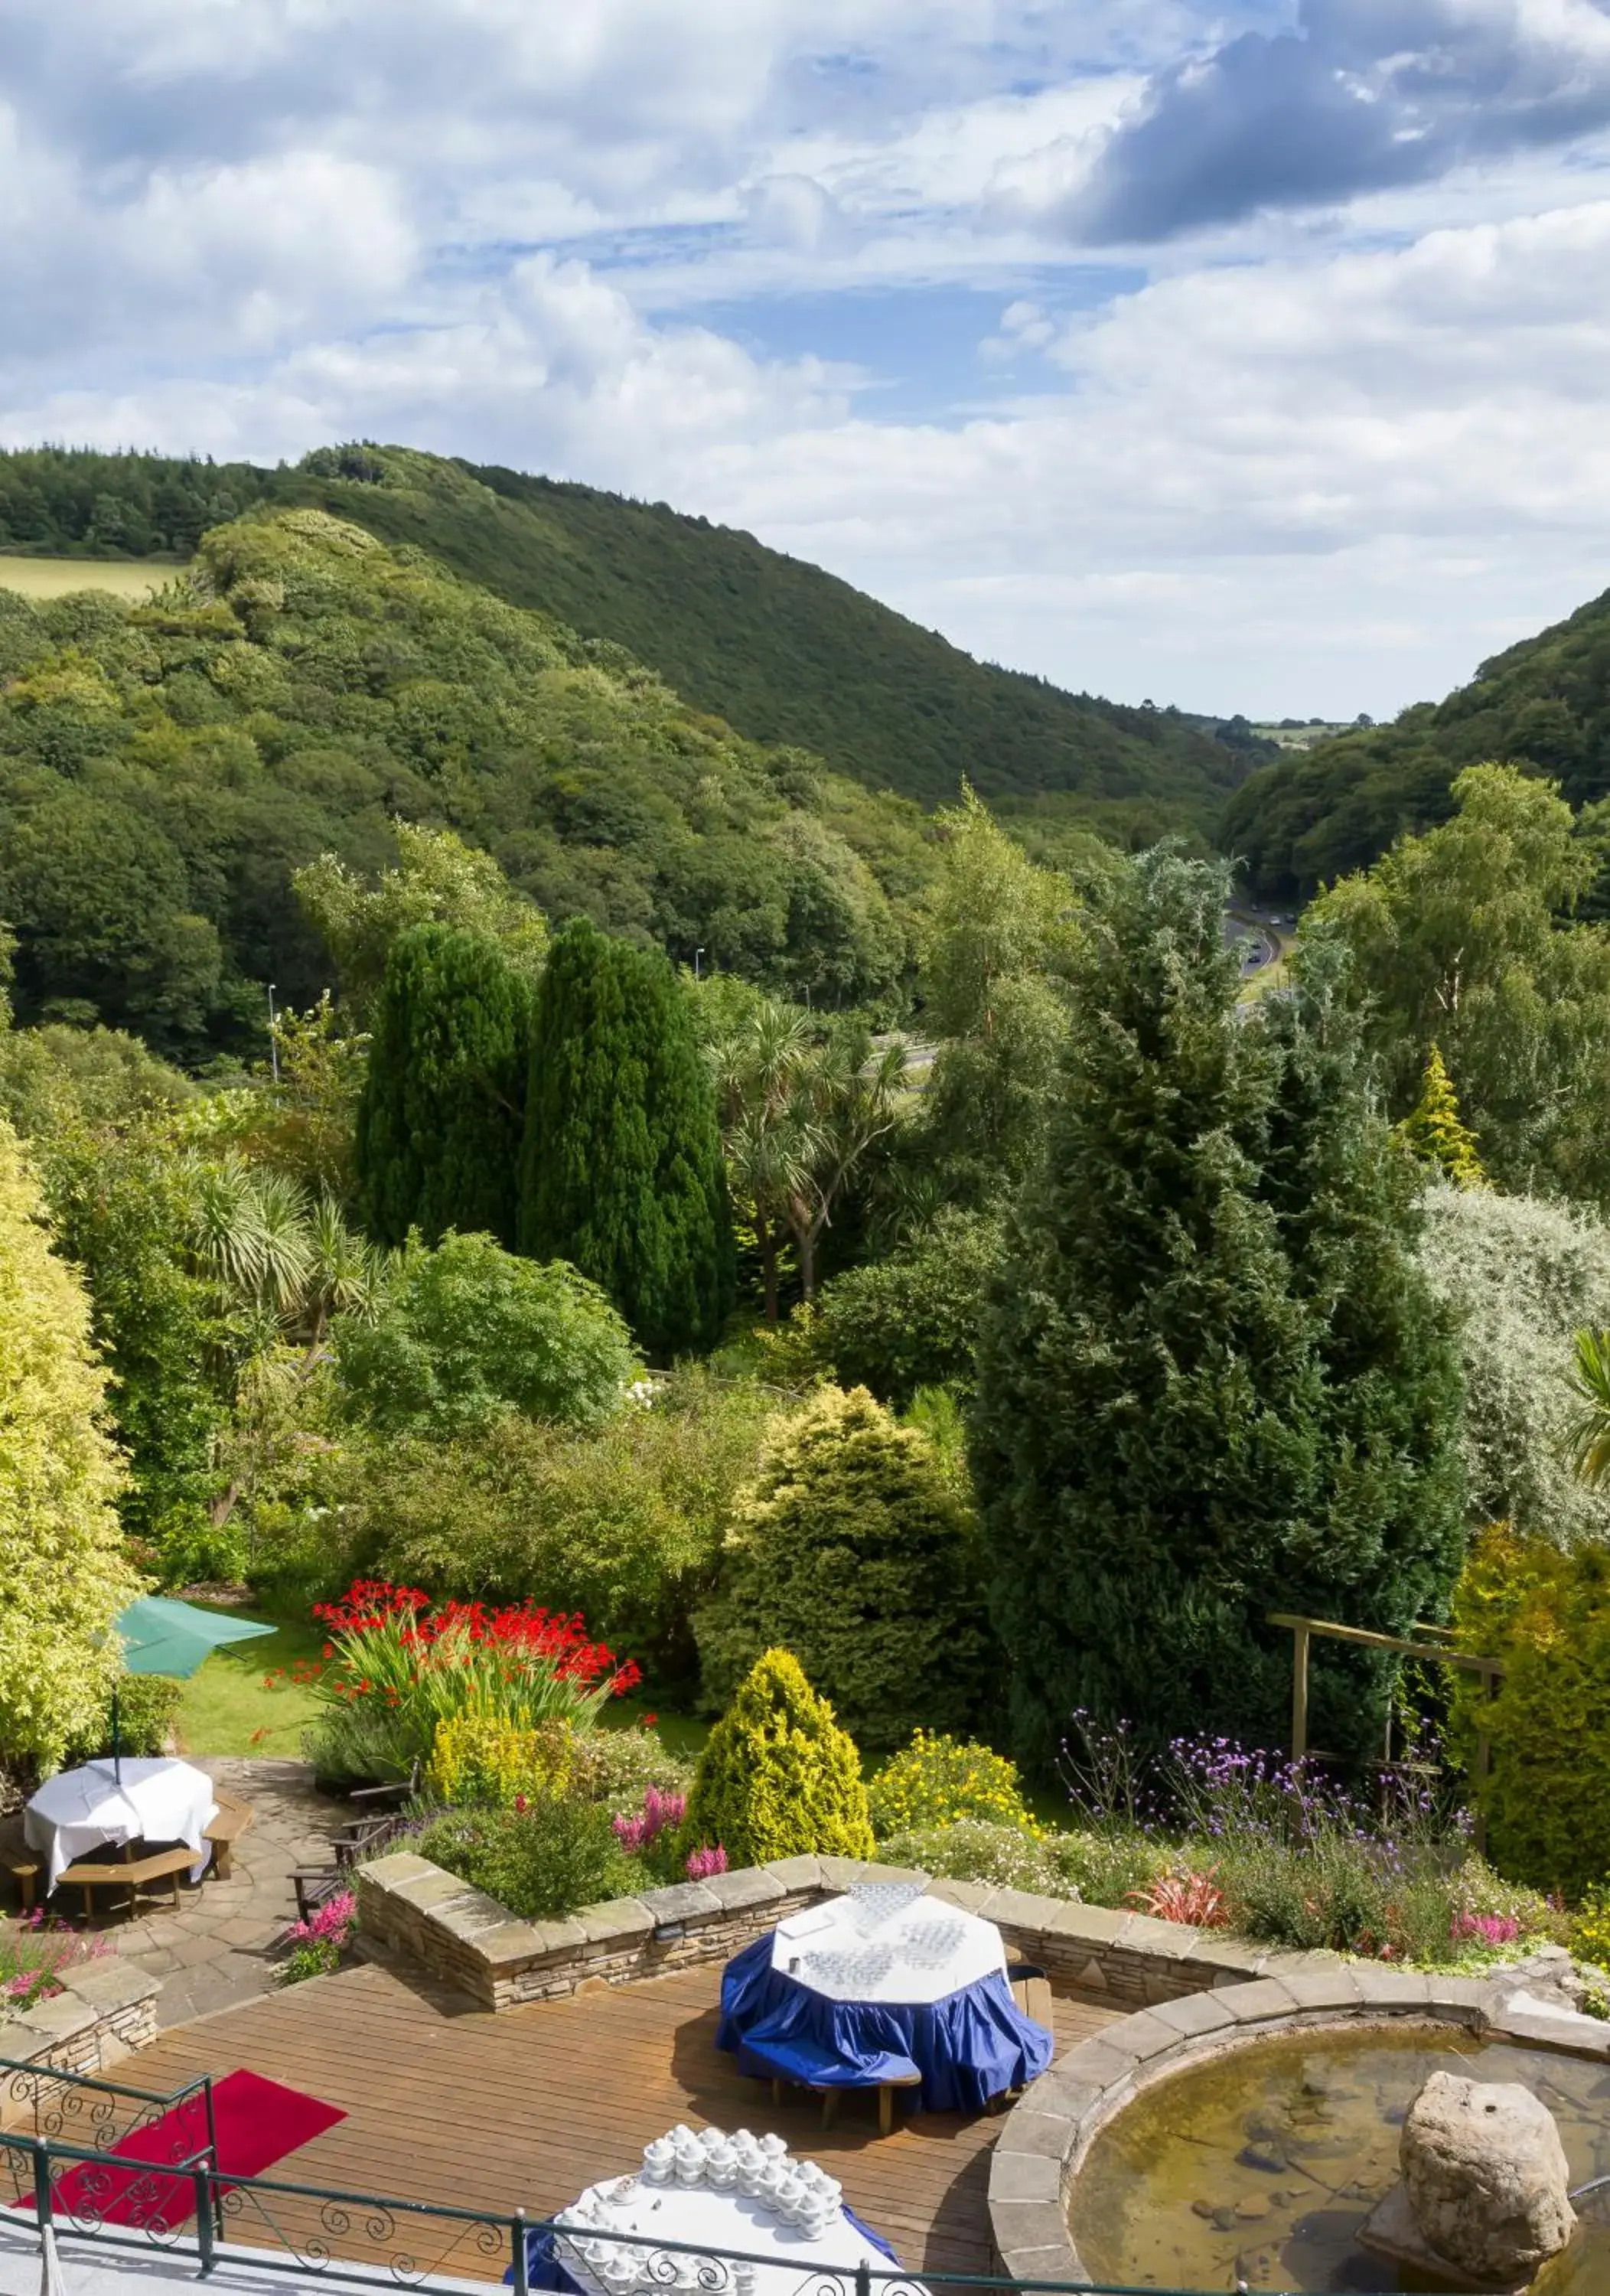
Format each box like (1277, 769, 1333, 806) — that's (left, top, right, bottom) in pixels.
(0, 2059, 1517, 2296)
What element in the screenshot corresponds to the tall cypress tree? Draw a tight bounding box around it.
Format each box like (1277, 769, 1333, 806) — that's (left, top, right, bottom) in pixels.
(356, 923, 533, 1248)
(519, 918, 733, 1358)
(970, 853, 1465, 1771)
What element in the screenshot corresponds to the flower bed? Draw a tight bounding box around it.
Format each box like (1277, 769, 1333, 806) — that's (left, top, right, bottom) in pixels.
(2, 1912, 109, 2012)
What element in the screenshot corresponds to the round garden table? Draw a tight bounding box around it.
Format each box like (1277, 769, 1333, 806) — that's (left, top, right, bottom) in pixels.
(24, 1758, 219, 1893)
(717, 1888, 1053, 2115)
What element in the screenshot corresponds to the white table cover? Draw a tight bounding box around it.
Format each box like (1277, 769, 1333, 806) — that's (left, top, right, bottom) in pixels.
(559, 2177, 898, 2296)
(24, 1758, 219, 1891)
(771, 1891, 1005, 2006)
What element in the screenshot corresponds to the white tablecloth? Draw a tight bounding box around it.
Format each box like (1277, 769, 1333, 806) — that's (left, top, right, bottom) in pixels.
(559, 2177, 897, 2296)
(24, 1758, 219, 1891)
(771, 1892, 1005, 2006)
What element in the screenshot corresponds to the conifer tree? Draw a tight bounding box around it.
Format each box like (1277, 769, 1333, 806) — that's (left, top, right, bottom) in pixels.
(1397, 1044, 1487, 1188)
(356, 923, 533, 1249)
(519, 918, 733, 1358)
(680, 1649, 875, 1867)
(0, 1117, 142, 1765)
(970, 853, 1466, 1769)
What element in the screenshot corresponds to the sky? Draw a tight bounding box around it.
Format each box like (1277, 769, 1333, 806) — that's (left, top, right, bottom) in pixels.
(4, 0, 1610, 720)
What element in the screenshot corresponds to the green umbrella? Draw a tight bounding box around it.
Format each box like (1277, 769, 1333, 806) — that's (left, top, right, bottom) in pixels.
(108, 1596, 277, 1779)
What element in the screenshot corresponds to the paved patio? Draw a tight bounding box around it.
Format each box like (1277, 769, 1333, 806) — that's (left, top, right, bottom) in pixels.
(4, 1760, 345, 2030)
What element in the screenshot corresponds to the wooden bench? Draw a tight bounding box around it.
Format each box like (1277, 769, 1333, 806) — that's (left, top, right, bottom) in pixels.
(202, 1787, 254, 1880)
(57, 1844, 194, 1922)
(745, 2036, 924, 2138)
(2, 1847, 41, 1915)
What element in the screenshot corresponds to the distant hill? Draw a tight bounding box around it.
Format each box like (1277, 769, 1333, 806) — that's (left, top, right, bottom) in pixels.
(0, 444, 1252, 833)
(1222, 587, 1610, 899)
(0, 505, 941, 1061)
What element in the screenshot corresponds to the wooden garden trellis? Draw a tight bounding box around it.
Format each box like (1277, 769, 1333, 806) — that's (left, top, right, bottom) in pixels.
(1267, 1610, 1504, 1846)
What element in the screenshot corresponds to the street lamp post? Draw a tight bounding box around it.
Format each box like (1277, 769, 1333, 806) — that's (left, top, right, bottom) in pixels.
(267, 983, 279, 1085)
(694, 947, 705, 981)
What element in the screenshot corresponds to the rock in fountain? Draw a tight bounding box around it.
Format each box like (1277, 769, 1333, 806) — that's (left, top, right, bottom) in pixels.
(1399, 2071, 1576, 2285)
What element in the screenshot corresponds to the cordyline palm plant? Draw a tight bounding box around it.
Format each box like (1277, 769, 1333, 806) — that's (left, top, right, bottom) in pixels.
(178, 1153, 392, 1530)
(707, 1000, 910, 1315)
(1570, 1326, 1610, 1486)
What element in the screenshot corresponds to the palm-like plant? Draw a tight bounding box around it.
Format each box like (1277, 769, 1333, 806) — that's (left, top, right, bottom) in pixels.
(1570, 1326, 1610, 1487)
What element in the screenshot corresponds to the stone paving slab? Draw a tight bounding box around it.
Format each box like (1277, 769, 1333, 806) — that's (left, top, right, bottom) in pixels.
(70, 1758, 345, 2028)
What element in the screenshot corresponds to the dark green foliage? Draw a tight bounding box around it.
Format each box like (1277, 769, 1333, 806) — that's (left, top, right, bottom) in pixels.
(334, 1231, 636, 1438)
(694, 1384, 992, 1749)
(66, 1673, 186, 1763)
(38, 1127, 225, 1551)
(413, 1798, 636, 1919)
(357, 923, 532, 1248)
(0, 492, 934, 1058)
(791, 1208, 1000, 1404)
(1224, 581, 1610, 898)
(0, 444, 1253, 829)
(520, 919, 733, 1358)
(971, 849, 1466, 1773)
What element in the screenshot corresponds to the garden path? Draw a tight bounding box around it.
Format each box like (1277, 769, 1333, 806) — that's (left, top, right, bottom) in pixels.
(126, 1957, 1123, 2275)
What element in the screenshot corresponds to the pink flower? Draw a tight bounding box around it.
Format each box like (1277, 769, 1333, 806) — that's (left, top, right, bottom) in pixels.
(685, 1845, 728, 1881)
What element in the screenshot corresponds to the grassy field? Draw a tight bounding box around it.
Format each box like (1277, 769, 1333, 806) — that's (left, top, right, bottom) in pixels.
(171, 1596, 712, 1768)
(175, 1606, 326, 1760)
(0, 554, 173, 600)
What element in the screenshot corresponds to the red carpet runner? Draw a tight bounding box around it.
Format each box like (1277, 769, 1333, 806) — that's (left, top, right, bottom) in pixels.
(44, 2069, 346, 2229)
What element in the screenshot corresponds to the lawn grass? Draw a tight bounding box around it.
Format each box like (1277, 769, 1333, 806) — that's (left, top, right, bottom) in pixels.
(174, 1606, 327, 1760)
(0, 555, 173, 601)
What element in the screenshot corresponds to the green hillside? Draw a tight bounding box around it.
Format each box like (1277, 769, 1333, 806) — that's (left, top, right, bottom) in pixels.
(0, 506, 935, 1062)
(0, 443, 1249, 829)
(1223, 585, 1610, 898)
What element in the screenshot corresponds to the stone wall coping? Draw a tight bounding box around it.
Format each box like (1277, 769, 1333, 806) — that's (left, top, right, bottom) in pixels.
(987, 1970, 1610, 2285)
(0, 1961, 161, 2079)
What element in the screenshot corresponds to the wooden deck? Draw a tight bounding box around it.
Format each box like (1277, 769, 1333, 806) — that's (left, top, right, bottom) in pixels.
(124, 1959, 1121, 2280)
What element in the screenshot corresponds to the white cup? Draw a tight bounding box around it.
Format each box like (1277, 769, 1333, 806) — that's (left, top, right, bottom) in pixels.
(758, 2134, 787, 2160)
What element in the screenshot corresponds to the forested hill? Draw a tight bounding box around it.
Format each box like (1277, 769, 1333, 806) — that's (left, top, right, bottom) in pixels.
(0, 506, 941, 1062)
(1222, 582, 1610, 899)
(0, 443, 1249, 830)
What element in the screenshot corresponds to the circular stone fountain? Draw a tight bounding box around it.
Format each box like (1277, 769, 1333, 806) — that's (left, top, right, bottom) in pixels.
(987, 1966, 1610, 2293)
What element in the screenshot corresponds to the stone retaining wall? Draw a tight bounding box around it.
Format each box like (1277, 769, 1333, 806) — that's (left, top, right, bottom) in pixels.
(357, 1851, 1322, 2017)
(0, 1962, 162, 2123)
(986, 1968, 1610, 2286)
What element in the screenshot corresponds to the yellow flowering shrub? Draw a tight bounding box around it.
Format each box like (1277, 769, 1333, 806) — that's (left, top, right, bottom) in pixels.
(425, 1714, 575, 1808)
(1573, 1882, 1610, 1973)
(868, 1730, 1039, 1841)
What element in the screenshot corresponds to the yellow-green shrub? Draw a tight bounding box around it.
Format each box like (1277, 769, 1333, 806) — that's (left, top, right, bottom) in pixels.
(1573, 1882, 1610, 1972)
(425, 1714, 574, 1809)
(869, 1730, 1038, 1840)
(1451, 1526, 1610, 1898)
(681, 1649, 874, 1867)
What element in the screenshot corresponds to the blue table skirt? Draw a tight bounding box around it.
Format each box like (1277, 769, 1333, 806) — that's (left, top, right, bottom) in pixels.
(509, 2206, 900, 2290)
(716, 1935, 1054, 2116)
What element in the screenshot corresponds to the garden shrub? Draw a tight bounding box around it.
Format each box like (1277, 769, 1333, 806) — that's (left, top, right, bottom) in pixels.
(1451, 1526, 1610, 1896)
(694, 1385, 993, 1750)
(334, 1231, 636, 1440)
(791, 1209, 1002, 1404)
(347, 1366, 774, 1680)
(681, 1649, 874, 1867)
(571, 1726, 696, 1816)
(1051, 1830, 1173, 1908)
(66, 1673, 185, 1763)
(0, 1117, 143, 1767)
(1416, 1186, 1610, 1546)
(1573, 1881, 1610, 1971)
(877, 1821, 1064, 1894)
(424, 1715, 575, 1809)
(868, 1730, 1036, 1838)
(416, 1799, 636, 1920)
